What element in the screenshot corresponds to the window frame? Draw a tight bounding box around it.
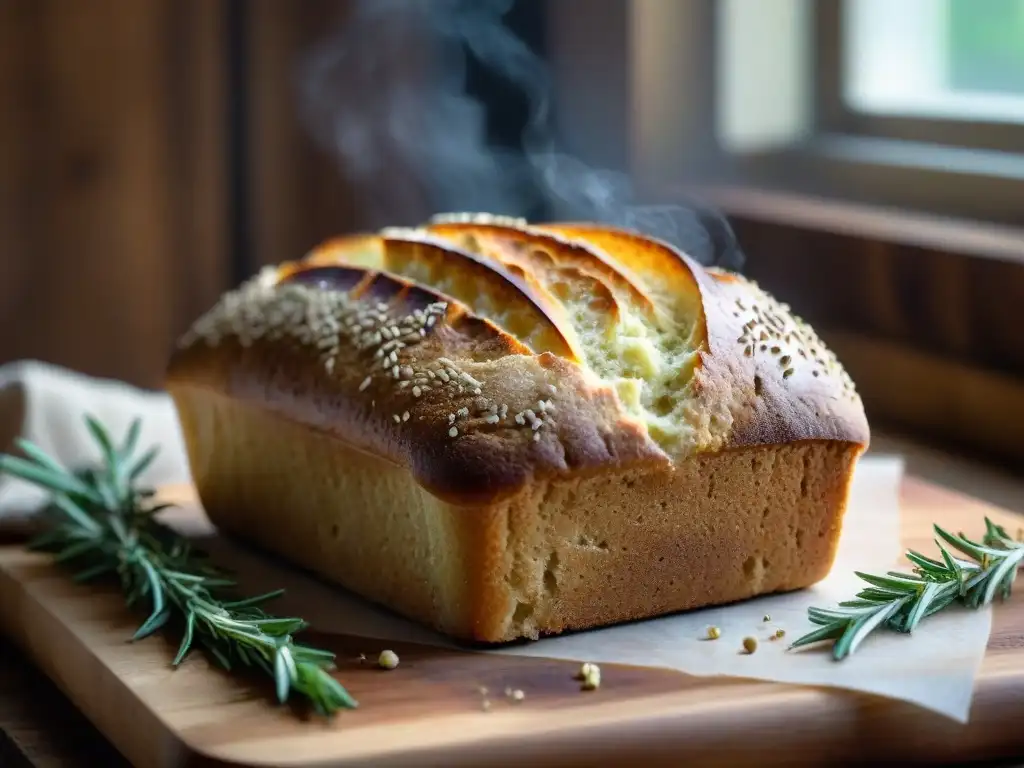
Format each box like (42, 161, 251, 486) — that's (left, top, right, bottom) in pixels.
(546, 0, 1024, 226)
(815, 0, 1024, 155)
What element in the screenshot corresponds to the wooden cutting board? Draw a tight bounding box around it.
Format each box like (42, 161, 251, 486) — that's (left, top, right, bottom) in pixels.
(0, 477, 1022, 768)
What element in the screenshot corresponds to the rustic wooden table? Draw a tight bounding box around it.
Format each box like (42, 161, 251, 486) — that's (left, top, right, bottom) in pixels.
(1, 436, 1021, 767)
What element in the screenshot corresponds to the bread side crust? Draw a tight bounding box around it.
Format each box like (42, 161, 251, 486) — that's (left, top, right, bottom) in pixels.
(172, 386, 863, 642)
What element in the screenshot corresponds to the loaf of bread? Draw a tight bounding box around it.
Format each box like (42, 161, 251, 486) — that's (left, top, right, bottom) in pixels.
(166, 214, 869, 643)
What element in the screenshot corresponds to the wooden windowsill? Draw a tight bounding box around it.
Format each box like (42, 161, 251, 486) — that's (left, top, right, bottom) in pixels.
(690, 183, 1024, 266)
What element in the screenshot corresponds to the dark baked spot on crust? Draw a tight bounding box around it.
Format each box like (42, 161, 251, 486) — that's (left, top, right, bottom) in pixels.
(279, 265, 367, 292)
(412, 432, 532, 504)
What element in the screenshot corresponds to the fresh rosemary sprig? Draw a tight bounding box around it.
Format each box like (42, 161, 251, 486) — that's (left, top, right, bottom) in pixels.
(792, 519, 1024, 660)
(0, 416, 357, 716)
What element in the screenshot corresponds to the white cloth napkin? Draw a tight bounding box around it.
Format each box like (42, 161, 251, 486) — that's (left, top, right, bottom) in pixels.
(0, 361, 191, 521)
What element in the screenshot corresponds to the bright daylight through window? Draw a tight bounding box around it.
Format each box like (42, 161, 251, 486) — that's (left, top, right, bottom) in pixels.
(844, 0, 1024, 123)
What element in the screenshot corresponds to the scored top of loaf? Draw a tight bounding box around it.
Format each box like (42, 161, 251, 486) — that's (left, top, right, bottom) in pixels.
(168, 214, 869, 504)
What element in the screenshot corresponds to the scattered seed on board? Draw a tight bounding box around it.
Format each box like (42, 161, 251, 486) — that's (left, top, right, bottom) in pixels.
(378, 649, 400, 669)
(576, 662, 601, 691)
(742, 637, 758, 654)
(762, 614, 771, 622)
(706, 626, 721, 640)
(772, 628, 786, 640)
(476, 684, 492, 712)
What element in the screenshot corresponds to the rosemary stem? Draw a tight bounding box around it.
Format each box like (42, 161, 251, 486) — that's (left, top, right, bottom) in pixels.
(0, 415, 357, 716)
(792, 518, 1024, 660)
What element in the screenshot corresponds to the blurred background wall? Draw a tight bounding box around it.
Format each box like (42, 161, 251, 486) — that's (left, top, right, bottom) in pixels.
(1, 0, 1023, 468)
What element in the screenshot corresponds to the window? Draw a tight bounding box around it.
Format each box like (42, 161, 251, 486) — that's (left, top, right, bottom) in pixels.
(844, 0, 1024, 123)
(548, 0, 1024, 224)
(812, 0, 1024, 218)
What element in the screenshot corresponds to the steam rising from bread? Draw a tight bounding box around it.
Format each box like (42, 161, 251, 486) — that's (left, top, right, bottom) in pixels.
(297, 0, 744, 271)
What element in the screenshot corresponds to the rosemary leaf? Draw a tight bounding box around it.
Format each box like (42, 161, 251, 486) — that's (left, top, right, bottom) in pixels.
(902, 580, 946, 633)
(134, 608, 172, 641)
(0, 454, 100, 508)
(833, 596, 909, 659)
(84, 416, 118, 474)
(174, 612, 196, 666)
(788, 621, 846, 649)
(0, 416, 357, 717)
(905, 549, 945, 573)
(222, 589, 286, 610)
(127, 447, 159, 483)
(119, 419, 142, 461)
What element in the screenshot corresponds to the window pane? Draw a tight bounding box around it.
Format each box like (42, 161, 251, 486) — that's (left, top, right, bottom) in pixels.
(947, 0, 1024, 97)
(843, 0, 1024, 122)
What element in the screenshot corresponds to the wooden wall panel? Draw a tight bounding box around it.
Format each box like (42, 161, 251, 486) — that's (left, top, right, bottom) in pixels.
(733, 219, 1024, 381)
(711, 188, 1024, 467)
(0, 0, 228, 389)
(246, 0, 368, 268)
